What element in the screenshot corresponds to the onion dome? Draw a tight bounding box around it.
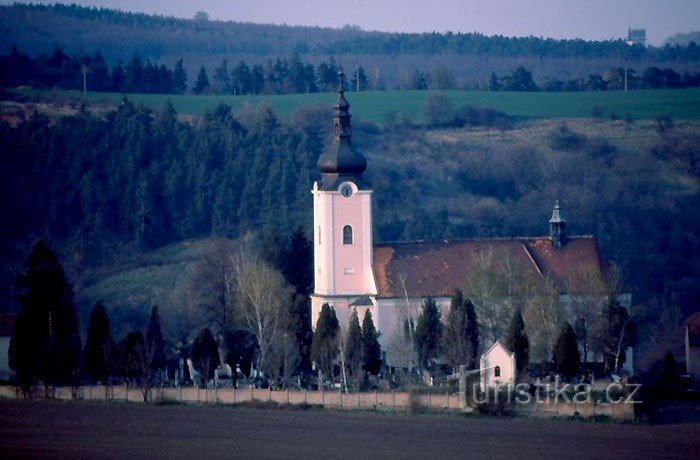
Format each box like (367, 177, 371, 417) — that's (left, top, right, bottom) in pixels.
(316, 71, 369, 191)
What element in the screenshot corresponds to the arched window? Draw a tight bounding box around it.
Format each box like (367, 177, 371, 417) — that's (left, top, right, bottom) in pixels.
(343, 225, 353, 245)
(494, 366, 501, 378)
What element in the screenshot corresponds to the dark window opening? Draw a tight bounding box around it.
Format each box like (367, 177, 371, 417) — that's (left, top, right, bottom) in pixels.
(343, 225, 353, 245)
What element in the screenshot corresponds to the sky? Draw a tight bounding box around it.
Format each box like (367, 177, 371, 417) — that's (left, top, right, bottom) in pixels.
(5, 0, 700, 45)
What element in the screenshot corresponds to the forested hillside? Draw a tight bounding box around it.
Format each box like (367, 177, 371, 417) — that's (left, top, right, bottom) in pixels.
(1, 3, 699, 89)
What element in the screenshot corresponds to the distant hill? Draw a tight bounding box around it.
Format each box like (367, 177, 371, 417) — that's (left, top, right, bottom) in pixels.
(665, 31, 700, 47)
(1, 3, 699, 89)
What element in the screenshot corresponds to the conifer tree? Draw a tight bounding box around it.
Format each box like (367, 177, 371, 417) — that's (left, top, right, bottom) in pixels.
(9, 241, 81, 393)
(553, 322, 580, 380)
(344, 309, 363, 390)
(415, 297, 442, 369)
(465, 298, 479, 369)
(172, 58, 187, 94)
(505, 309, 529, 373)
(83, 301, 115, 384)
(442, 289, 478, 372)
(146, 305, 166, 376)
(361, 310, 382, 375)
(193, 65, 210, 94)
(191, 327, 220, 385)
(118, 331, 147, 385)
(311, 303, 339, 382)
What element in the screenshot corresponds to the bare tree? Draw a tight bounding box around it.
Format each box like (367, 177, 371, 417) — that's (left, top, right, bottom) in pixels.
(193, 238, 237, 338)
(267, 327, 301, 389)
(464, 249, 501, 343)
(523, 277, 563, 362)
(564, 265, 608, 362)
(397, 273, 418, 371)
(232, 250, 291, 380)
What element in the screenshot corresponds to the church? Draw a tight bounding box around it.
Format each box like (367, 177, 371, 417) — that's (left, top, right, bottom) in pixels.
(310, 75, 622, 365)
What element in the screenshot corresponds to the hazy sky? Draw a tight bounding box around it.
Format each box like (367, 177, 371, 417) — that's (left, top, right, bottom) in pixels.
(6, 1, 700, 45)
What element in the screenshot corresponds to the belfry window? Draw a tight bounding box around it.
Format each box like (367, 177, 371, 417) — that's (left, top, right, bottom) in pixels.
(343, 225, 353, 245)
(494, 366, 501, 378)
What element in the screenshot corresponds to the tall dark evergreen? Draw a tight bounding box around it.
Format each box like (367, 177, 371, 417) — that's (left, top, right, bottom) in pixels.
(146, 305, 166, 374)
(193, 65, 210, 94)
(465, 299, 479, 369)
(442, 289, 478, 372)
(415, 297, 442, 369)
(553, 322, 580, 379)
(361, 310, 382, 375)
(310, 303, 339, 381)
(191, 327, 220, 385)
(83, 301, 114, 383)
(287, 293, 313, 373)
(172, 58, 187, 94)
(118, 331, 146, 384)
(344, 309, 364, 390)
(9, 241, 81, 392)
(284, 227, 313, 297)
(505, 309, 529, 373)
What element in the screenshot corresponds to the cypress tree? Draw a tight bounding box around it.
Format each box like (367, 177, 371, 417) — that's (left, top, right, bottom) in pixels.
(553, 322, 580, 380)
(118, 331, 146, 384)
(465, 298, 479, 370)
(344, 309, 363, 390)
(505, 309, 529, 373)
(361, 310, 382, 375)
(191, 328, 220, 385)
(442, 289, 472, 370)
(9, 241, 81, 392)
(415, 297, 442, 369)
(83, 301, 114, 384)
(193, 65, 210, 94)
(172, 58, 187, 94)
(310, 303, 339, 380)
(146, 305, 166, 375)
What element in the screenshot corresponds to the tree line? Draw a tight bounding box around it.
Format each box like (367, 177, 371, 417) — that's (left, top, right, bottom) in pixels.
(488, 65, 700, 92)
(0, 47, 187, 94)
(4, 46, 700, 95)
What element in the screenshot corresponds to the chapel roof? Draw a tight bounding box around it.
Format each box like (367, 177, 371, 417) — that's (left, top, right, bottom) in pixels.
(372, 235, 606, 299)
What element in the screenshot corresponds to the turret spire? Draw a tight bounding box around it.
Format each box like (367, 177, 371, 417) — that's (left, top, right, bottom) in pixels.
(549, 200, 567, 248)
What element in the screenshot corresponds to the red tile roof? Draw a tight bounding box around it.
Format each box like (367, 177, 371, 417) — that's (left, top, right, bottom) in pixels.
(372, 236, 605, 298)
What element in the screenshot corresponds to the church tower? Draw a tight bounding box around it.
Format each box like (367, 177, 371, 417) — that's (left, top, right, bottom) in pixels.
(311, 72, 377, 330)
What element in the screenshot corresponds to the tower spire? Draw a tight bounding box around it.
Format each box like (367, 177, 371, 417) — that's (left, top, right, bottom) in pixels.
(316, 71, 368, 191)
(549, 199, 567, 248)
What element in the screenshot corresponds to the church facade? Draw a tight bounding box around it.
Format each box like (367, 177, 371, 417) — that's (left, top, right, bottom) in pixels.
(310, 78, 626, 368)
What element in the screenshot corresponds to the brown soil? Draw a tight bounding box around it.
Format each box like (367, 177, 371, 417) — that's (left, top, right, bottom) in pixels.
(0, 400, 698, 459)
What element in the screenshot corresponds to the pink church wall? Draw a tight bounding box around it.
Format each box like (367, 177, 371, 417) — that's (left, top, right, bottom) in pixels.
(332, 192, 370, 294)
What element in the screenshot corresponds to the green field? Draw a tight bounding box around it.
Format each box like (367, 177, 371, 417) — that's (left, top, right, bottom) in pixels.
(20, 88, 700, 123)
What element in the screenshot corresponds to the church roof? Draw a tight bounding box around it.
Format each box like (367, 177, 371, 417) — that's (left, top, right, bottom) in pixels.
(481, 340, 514, 360)
(372, 236, 606, 299)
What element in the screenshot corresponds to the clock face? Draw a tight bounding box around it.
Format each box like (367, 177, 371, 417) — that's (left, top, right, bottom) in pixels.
(340, 183, 353, 198)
